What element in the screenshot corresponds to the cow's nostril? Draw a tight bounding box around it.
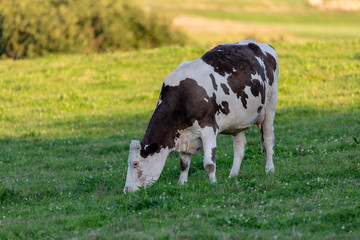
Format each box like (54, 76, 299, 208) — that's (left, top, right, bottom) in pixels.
(124, 187, 129, 194)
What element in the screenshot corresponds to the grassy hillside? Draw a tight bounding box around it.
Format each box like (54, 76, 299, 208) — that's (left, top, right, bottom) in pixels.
(1, 0, 360, 239)
(141, 0, 360, 45)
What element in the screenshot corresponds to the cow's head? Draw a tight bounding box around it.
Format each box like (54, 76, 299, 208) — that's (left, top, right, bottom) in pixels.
(123, 140, 168, 194)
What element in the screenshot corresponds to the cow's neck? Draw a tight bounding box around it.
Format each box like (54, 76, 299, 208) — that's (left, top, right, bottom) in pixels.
(141, 82, 201, 155)
(140, 105, 179, 154)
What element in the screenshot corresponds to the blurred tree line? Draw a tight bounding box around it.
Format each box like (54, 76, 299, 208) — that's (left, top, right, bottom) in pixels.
(0, 0, 186, 59)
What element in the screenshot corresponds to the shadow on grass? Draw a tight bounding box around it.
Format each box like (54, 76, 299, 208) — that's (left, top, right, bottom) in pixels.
(0, 107, 359, 204)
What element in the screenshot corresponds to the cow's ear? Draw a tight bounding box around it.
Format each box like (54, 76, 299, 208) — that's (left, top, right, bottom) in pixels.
(143, 142, 159, 155)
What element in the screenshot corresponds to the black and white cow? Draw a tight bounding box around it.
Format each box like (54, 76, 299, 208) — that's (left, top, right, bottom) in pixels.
(124, 40, 279, 194)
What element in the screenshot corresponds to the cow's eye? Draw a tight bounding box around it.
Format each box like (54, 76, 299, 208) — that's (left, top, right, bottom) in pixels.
(132, 161, 139, 168)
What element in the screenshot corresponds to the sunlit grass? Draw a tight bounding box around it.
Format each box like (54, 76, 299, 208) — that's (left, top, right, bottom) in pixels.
(1, 40, 359, 138)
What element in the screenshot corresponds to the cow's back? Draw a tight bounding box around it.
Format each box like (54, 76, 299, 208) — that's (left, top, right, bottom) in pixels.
(163, 40, 278, 135)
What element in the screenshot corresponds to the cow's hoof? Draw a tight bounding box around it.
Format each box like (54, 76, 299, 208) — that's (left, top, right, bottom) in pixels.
(209, 176, 217, 183)
(265, 167, 275, 174)
(178, 178, 187, 186)
(228, 173, 238, 178)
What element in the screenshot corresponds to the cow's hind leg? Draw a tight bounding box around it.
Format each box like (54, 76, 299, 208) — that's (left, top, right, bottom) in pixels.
(201, 127, 217, 183)
(229, 131, 246, 178)
(178, 152, 191, 185)
(262, 92, 277, 173)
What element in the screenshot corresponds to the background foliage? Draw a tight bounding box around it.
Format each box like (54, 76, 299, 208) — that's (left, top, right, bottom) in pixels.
(0, 0, 186, 59)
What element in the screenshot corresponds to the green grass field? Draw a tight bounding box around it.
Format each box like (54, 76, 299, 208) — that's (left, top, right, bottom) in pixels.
(1, 0, 360, 239)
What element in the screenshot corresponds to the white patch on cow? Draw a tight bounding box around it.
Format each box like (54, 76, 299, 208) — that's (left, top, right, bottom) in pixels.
(130, 140, 141, 150)
(174, 121, 203, 155)
(237, 39, 257, 45)
(251, 72, 263, 82)
(232, 68, 237, 72)
(164, 61, 192, 87)
(204, 98, 209, 102)
(244, 85, 254, 101)
(260, 44, 277, 59)
(199, 126, 218, 183)
(157, 95, 163, 106)
(251, 72, 265, 86)
(255, 56, 266, 70)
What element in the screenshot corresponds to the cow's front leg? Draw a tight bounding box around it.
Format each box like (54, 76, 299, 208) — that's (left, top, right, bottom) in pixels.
(178, 152, 191, 185)
(229, 131, 246, 178)
(201, 127, 217, 183)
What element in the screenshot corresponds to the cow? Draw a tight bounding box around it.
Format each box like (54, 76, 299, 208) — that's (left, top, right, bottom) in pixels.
(123, 40, 279, 194)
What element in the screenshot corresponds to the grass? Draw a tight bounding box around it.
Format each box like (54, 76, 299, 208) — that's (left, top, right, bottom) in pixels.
(1, 40, 359, 239)
(1, 1, 360, 239)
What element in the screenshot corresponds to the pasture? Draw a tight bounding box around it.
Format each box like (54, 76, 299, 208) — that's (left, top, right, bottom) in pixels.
(1, 0, 360, 239)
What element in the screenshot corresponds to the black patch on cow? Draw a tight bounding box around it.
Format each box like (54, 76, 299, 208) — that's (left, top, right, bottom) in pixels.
(220, 101, 230, 115)
(264, 52, 277, 86)
(201, 42, 277, 108)
(205, 164, 215, 174)
(140, 78, 230, 157)
(210, 74, 217, 91)
(220, 83, 230, 95)
(180, 158, 188, 171)
(143, 142, 159, 155)
(211, 147, 216, 163)
(257, 106, 263, 114)
(248, 43, 263, 57)
(250, 80, 263, 103)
